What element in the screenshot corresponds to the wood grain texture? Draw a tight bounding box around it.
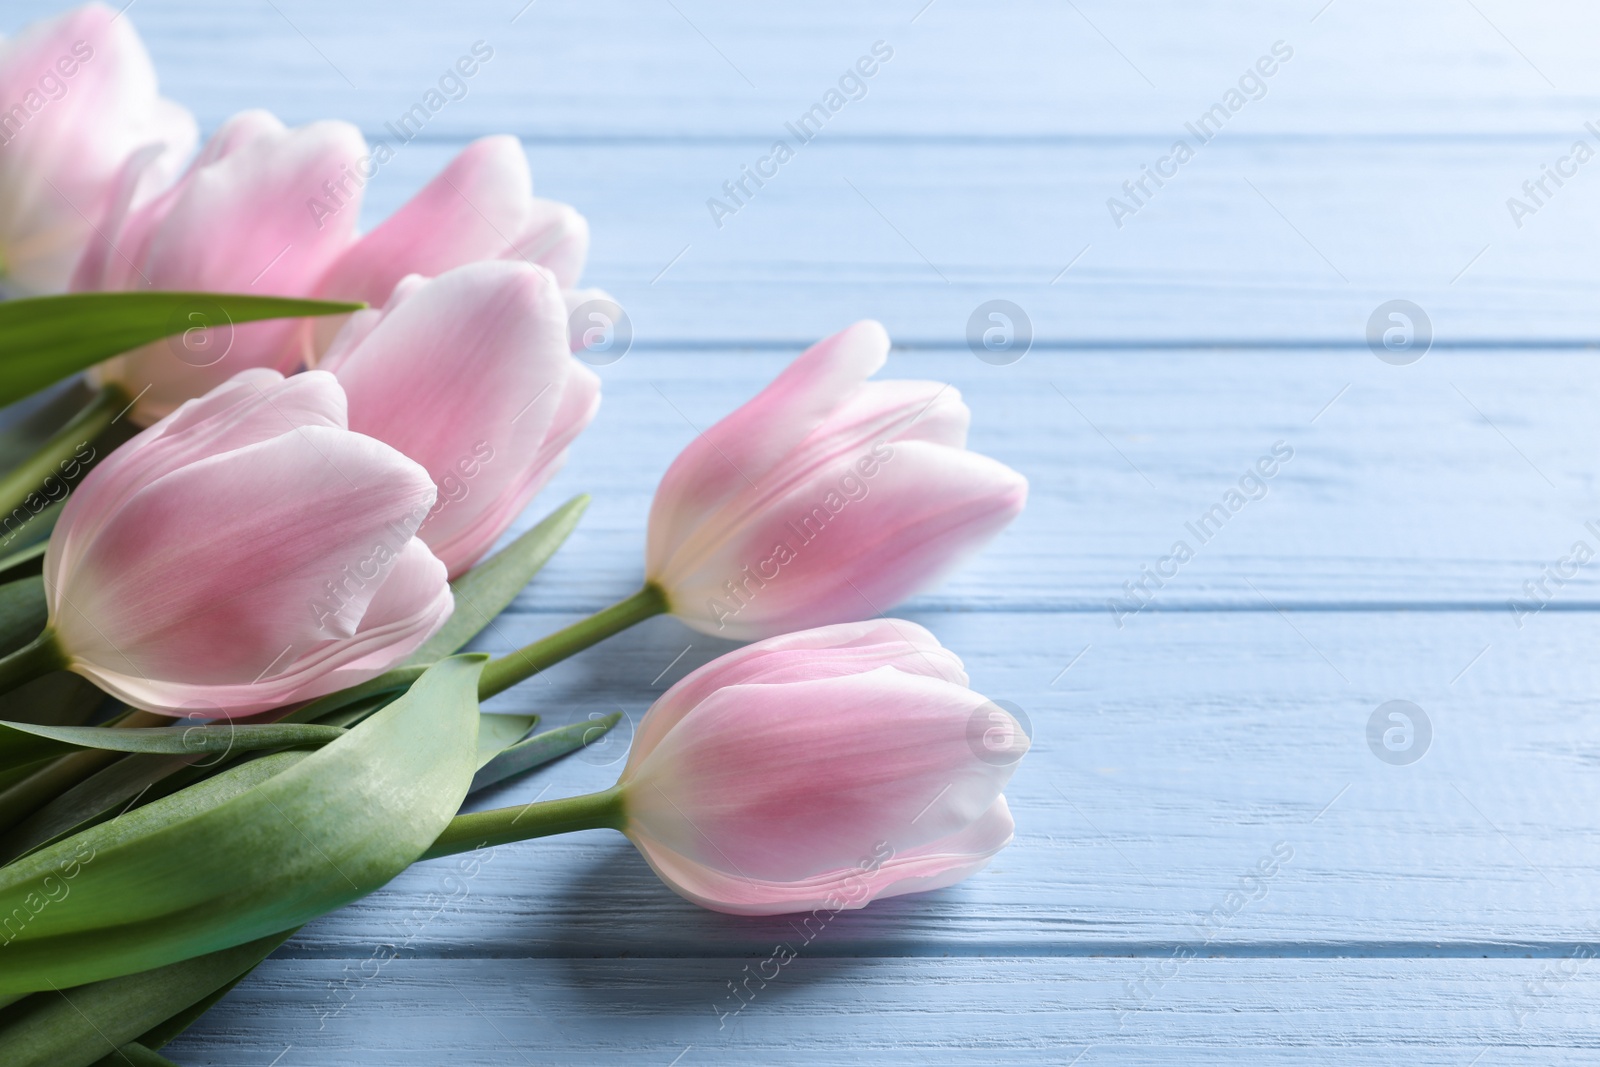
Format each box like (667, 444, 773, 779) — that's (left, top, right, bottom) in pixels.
(5, 0, 1599, 1062)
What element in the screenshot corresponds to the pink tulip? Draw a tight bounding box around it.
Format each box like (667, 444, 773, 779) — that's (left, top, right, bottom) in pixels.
(315, 260, 600, 578)
(615, 619, 1025, 915)
(40, 368, 452, 717)
(0, 2, 195, 293)
(646, 321, 1027, 640)
(73, 110, 368, 424)
(307, 135, 594, 358)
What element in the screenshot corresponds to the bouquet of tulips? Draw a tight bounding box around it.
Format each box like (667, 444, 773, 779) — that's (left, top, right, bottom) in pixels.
(0, 6, 1031, 1064)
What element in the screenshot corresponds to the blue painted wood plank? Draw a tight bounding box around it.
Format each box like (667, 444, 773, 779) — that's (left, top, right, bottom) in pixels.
(163, 957, 1600, 1065)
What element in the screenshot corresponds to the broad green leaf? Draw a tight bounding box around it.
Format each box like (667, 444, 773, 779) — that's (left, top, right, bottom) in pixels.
(272, 664, 425, 725)
(476, 713, 538, 769)
(84, 712, 623, 1053)
(0, 575, 46, 658)
(0, 378, 95, 473)
(470, 712, 622, 793)
(0, 533, 49, 583)
(0, 655, 483, 995)
(90, 1043, 180, 1067)
(408, 493, 589, 665)
(0, 291, 362, 407)
(0, 671, 107, 729)
(0, 930, 289, 1067)
(0, 753, 198, 865)
(0, 720, 343, 773)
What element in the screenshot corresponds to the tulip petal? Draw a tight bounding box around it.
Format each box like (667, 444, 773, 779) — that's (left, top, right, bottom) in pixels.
(315, 136, 533, 312)
(53, 425, 437, 713)
(0, 3, 196, 292)
(646, 321, 889, 562)
(627, 618, 967, 770)
(45, 369, 347, 594)
(77, 110, 368, 421)
(629, 796, 1014, 916)
(625, 670, 1023, 881)
(328, 261, 581, 576)
(295, 537, 453, 698)
(513, 198, 589, 288)
(662, 439, 1027, 639)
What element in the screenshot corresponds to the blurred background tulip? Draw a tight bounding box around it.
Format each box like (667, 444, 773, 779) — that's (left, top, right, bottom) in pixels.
(646, 320, 1028, 639)
(307, 135, 596, 359)
(0, 2, 195, 294)
(316, 260, 599, 577)
(33, 368, 451, 716)
(73, 110, 367, 423)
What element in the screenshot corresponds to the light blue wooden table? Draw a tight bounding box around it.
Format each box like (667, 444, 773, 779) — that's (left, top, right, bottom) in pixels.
(15, 0, 1600, 1061)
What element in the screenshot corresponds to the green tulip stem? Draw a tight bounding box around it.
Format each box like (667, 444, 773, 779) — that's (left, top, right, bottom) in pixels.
(0, 629, 65, 695)
(476, 583, 669, 699)
(421, 785, 627, 860)
(0, 381, 128, 523)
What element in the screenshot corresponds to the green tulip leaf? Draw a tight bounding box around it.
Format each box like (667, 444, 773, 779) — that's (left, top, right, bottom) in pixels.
(476, 713, 539, 769)
(0, 575, 47, 659)
(0, 671, 108, 729)
(0, 751, 197, 865)
(0, 291, 363, 408)
(470, 712, 622, 793)
(409, 493, 590, 665)
(0, 930, 289, 1067)
(0, 654, 484, 995)
(0, 720, 345, 774)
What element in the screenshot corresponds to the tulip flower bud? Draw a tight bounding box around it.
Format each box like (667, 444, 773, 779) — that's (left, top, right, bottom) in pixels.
(614, 619, 1026, 915)
(646, 321, 1027, 640)
(0, 2, 196, 293)
(34, 368, 452, 716)
(315, 260, 600, 577)
(73, 109, 368, 424)
(307, 135, 596, 358)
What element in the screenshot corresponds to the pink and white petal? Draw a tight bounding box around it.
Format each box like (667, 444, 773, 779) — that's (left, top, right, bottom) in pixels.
(333, 262, 573, 574)
(426, 357, 603, 571)
(626, 619, 966, 770)
(813, 379, 971, 451)
(510, 198, 588, 288)
(646, 321, 889, 573)
(666, 441, 1027, 640)
(625, 671, 1017, 880)
(46, 370, 347, 588)
(316, 135, 532, 310)
(54, 425, 435, 692)
(0, 4, 196, 291)
(628, 796, 1015, 917)
(284, 537, 453, 699)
